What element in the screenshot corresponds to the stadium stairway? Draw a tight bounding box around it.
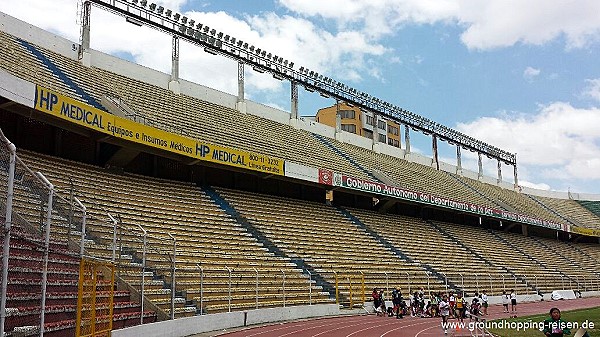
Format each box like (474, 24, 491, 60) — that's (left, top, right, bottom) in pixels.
(16, 39, 106, 111)
(526, 194, 580, 226)
(311, 134, 381, 183)
(427, 220, 533, 293)
(486, 229, 573, 290)
(446, 173, 516, 213)
(337, 206, 461, 292)
(201, 186, 338, 301)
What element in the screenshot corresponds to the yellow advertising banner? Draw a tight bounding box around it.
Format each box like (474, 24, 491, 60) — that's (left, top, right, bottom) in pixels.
(569, 226, 600, 238)
(33, 86, 284, 175)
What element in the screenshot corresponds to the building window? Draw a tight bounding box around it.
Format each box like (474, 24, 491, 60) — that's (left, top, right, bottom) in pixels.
(378, 120, 387, 130)
(363, 129, 373, 139)
(388, 125, 399, 135)
(366, 115, 374, 126)
(388, 138, 394, 146)
(341, 124, 357, 133)
(378, 134, 386, 143)
(337, 109, 355, 119)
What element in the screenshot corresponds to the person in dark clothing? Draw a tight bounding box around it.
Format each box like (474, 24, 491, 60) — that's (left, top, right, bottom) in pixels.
(543, 308, 571, 337)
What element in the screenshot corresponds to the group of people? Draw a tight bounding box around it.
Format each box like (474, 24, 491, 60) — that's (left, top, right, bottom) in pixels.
(372, 288, 498, 319)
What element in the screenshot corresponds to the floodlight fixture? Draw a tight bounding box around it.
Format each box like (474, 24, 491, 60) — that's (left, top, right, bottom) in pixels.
(189, 19, 195, 27)
(203, 26, 209, 33)
(196, 23, 203, 30)
(249, 45, 255, 52)
(243, 42, 248, 49)
(255, 48, 261, 54)
(181, 16, 188, 24)
(131, 0, 138, 4)
(299, 66, 304, 72)
(289, 62, 294, 68)
(149, 3, 156, 11)
(157, 6, 164, 14)
(252, 66, 265, 73)
(305, 85, 316, 93)
(267, 53, 272, 59)
(165, 9, 172, 17)
(237, 40, 243, 47)
(261, 51, 266, 57)
(209, 29, 216, 35)
(140, 0, 147, 6)
(204, 47, 218, 55)
(217, 32, 223, 39)
(173, 13, 180, 21)
(273, 73, 285, 81)
(126, 16, 143, 26)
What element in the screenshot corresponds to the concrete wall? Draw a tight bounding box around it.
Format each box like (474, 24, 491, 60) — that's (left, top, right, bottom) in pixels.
(112, 304, 340, 337)
(285, 161, 319, 183)
(0, 12, 78, 59)
(246, 100, 290, 124)
(336, 130, 372, 150)
(0, 70, 35, 108)
(292, 117, 335, 138)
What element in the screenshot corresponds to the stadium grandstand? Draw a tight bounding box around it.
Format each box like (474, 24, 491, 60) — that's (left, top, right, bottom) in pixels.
(0, 1, 599, 336)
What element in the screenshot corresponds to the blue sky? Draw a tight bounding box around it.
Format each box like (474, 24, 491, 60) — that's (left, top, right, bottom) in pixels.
(2, 0, 600, 194)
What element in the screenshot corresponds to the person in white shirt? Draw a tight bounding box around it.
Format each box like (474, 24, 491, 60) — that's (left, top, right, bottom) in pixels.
(510, 289, 517, 313)
(439, 295, 450, 335)
(502, 290, 509, 313)
(481, 290, 489, 315)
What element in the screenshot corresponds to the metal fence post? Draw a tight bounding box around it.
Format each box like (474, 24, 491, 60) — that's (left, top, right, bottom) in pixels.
(109, 214, 118, 262)
(334, 271, 339, 305)
(307, 270, 312, 305)
(37, 172, 54, 337)
(488, 274, 493, 295)
(405, 272, 411, 296)
(253, 267, 258, 309)
(281, 269, 286, 307)
(197, 264, 204, 315)
(384, 271, 389, 296)
(168, 233, 176, 319)
(225, 266, 232, 312)
(74, 197, 86, 257)
(137, 225, 147, 324)
(0, 138, 16, 337)
(460, 273, 464, 296)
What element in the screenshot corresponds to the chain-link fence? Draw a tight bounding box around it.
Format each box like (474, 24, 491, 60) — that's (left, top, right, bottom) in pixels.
(0, 128, 85, 336)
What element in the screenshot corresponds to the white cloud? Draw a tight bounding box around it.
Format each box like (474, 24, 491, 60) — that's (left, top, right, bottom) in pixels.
(582, 79, 600, 102)
(279, 0, 600, 50)
(523, 67, 540, 81)
(456, 102, 600, 183)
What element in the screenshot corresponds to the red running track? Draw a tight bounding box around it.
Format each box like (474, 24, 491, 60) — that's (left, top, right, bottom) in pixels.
(207, 297, 600, 337)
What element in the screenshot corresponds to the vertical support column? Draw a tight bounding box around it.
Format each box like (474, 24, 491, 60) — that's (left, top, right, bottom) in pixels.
(497, 159, 502, 183)
(169, 36, 181, 94)
(37, 172, 54, 337)
(478, 153, 483, 179)
(237, 61, 247, 113)
(79, 0, 92, 66)
(334, 100, 341, 133)
(513, 154, 519, 189)
(456, 146, 462, 174)
(372, 113, 379, 147)
(290, 81, 298, 119)
(404, 125, 411, 154)
(0, 141, 16, 337)
(432, 134, 439, 170)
